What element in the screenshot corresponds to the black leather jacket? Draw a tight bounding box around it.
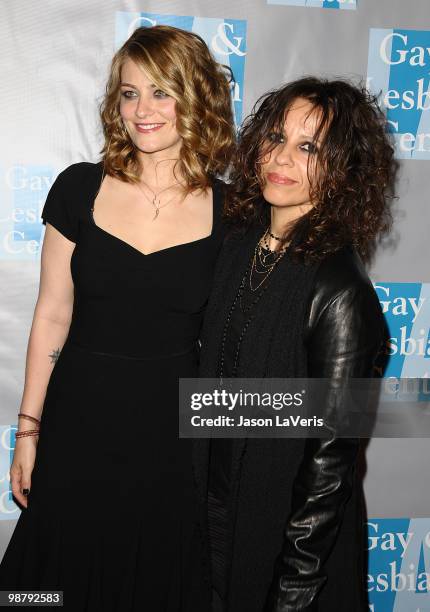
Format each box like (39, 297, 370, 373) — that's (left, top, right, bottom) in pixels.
(197, 230, 384, 611)
(264, 247, 384, 611)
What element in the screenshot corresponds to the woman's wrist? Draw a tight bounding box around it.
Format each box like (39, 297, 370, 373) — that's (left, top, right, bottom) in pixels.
(15, 435, 39, 444)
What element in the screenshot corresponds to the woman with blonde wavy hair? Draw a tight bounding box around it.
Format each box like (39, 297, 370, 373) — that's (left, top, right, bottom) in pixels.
(0, 25, 235, 611)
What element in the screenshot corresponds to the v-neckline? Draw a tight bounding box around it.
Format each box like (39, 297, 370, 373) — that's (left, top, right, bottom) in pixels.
(88, 163, 217, 257)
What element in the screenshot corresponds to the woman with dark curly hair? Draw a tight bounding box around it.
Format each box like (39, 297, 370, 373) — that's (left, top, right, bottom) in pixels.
(195, 77, 396, 611)
(0, 25, 235, 611)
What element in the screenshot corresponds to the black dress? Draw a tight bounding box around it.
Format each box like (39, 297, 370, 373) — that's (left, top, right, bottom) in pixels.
(0, 161, 225, 612)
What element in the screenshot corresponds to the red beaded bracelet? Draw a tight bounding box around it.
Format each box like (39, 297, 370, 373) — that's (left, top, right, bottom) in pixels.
(18, 413, 41, 425)
(15, 429, 40, 439)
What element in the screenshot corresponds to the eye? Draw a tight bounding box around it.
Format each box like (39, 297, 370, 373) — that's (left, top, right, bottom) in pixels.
(267, 132, 285, 144)
(121, 90, 137, 99)
(300, 142, 318, 154)
(153, 89, 168, 98)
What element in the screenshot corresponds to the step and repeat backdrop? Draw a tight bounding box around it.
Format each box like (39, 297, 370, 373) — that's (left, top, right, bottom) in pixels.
(0, 1, 429, 610)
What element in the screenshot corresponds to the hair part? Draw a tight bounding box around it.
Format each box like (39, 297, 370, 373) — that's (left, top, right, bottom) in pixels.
(99, 25, 236, 191)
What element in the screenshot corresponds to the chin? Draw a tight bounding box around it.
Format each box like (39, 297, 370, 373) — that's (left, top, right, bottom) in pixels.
(262, 187, 296, 207)
(134, 142, 162, 153)
(133, 141, 174, 154)
(133, 135, 182, 154)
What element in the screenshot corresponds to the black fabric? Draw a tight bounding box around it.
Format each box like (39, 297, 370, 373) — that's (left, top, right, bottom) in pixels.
(41, 165, 81, 242)
(196, 225, 319, 611)
(208, 243, 287, 602)
(0, 161, 226, 612)
(194, 223, 383, 612)
(208, 487, 230, 602)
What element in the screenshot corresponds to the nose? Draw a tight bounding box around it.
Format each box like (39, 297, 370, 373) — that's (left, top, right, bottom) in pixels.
(135, 94, 155, 118)
(274, 142, 294, 167)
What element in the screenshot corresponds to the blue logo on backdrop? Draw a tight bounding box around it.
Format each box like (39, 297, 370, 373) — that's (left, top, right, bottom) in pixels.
(115, 12, 247, 126)
(0, 165, 54, 260)
(374, 283, 430, 378)
(267, 0, 356, 10)
(0, 425, 20, 519)
(367, 29, 430, 160)
(367, 518, 430, 611)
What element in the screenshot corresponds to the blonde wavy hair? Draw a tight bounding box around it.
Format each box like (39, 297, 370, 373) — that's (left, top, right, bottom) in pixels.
(99, 25, 236, 190)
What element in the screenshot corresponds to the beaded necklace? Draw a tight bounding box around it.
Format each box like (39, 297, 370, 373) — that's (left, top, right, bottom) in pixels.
(248, 229, 287, 292)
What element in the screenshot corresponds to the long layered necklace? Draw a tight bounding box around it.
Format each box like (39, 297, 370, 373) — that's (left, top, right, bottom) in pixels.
(248, 228, 287, 292)
(219, 228, 288, 381)
(135, 178, 186, 220)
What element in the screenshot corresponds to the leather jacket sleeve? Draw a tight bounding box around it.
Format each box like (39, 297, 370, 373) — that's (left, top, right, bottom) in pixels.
(264, 257, 384, 611)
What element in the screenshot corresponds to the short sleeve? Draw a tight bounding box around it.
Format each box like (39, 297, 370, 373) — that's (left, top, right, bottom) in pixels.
(41, 164, 80, 242)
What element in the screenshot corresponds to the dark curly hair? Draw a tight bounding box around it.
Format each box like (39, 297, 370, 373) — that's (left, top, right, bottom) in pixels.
(226, 77, 397, 262)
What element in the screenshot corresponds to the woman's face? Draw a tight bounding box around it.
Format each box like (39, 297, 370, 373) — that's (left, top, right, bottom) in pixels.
(261, 97, 323, 215)
(119, 57, 182, 157)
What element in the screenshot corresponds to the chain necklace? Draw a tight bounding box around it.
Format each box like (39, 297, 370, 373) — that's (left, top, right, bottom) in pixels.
(249, 228, 287, 292)
(218, 228, 287, 383)
(219, 261, 267, 384)
(135, 177, 186, 221)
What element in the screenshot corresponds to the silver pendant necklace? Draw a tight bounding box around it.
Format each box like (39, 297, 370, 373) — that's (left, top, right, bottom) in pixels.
(135, 178, 186, 221)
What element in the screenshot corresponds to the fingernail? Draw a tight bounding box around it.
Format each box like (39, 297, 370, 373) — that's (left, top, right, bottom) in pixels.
(23, 488, 30, 496)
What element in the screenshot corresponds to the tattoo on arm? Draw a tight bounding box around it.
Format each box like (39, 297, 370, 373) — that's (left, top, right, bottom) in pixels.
(49, 348, 61, 364)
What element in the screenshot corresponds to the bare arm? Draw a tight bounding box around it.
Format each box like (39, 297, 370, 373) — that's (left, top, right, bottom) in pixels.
(11, 223, 76, 507)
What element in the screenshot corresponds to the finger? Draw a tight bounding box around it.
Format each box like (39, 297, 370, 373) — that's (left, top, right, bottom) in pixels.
(11, 469, 28, 509)
(20, 473, 32, 507)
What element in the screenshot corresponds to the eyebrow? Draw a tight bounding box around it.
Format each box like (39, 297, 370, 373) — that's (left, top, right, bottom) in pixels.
(279, 129, 321, 142)
(120, 82, 157, 89)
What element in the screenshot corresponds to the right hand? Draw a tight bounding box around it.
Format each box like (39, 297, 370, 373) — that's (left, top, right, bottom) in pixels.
(10, 436, 38, 508)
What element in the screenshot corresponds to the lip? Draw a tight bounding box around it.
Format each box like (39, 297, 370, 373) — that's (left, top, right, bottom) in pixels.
(267, 172, 298, 185)
(135, 123, 165, 134)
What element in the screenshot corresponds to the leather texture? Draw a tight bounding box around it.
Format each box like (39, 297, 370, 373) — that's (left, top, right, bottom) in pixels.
(263, 247, 384, 611)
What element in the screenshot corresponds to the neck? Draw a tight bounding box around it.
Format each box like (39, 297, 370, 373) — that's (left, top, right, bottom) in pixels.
(270, 203, 312, 237)
(137, 150, 184, 190)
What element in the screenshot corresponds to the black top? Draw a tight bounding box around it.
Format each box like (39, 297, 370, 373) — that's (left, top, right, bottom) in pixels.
(208, 242, 283, 600)
(41, 161, 226, 359)
(209, 244, 282, 499)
